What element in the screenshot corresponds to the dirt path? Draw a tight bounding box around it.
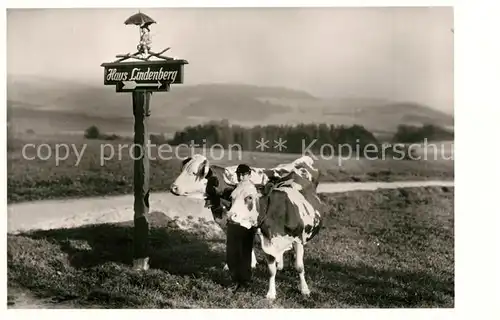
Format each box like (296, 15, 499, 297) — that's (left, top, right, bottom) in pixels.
(7, 180, 453, 235)
(316, 180, 455, 193)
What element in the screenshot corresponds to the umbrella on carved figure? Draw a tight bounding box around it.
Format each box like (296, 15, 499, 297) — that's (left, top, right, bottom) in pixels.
(125, 11, 156, 56)
(124, 11, 156, 27)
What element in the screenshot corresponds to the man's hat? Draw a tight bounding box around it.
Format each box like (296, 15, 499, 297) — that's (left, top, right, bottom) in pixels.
(236, 164, 252, 175)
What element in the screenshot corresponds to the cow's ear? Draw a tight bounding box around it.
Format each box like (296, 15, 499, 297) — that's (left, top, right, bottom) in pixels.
(181, 157, 191, 168)
(197, 159, 209, 178)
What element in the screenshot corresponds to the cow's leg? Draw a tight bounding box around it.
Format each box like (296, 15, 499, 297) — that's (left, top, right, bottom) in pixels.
(265, 254, 277, 300)
(213, 209, 230, 271)
(251, 249, 257, 269)
(294, 242, 310, 296)
(223, 221, 229, 271)
(251, 232, 262, 269)
(276, 252, 284, 270)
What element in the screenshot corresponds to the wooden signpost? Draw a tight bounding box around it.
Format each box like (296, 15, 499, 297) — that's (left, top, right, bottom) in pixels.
(101, 12, 188, 270)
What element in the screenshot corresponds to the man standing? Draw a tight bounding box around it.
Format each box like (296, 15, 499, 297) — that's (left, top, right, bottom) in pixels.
(227, 163, 257, 291)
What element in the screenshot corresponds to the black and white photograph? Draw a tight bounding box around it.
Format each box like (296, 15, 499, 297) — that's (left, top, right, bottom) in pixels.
(5, 3, 461, 311)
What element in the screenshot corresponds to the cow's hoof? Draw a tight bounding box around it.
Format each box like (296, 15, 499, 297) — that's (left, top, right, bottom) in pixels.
(300, 287, 311, 296)
(132, 258, 150, 271)
(228, 284, 240, 293)
(266, 291, 276, 300)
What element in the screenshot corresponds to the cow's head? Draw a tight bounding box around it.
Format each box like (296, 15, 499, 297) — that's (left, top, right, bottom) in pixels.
(170, 154, 210, 197)
(227, 179, 261, 229)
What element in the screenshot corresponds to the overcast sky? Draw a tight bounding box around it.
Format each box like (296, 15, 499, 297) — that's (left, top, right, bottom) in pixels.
(7, 7, 453, 112)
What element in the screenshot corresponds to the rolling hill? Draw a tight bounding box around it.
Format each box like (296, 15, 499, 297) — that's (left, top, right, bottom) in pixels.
(7, 74, 454, 137)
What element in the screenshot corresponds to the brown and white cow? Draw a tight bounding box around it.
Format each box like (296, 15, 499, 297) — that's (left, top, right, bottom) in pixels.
(169, 154, 320, 272)
(170, 154, 319, 198)
(226, 171, 324, 300)
(169, 154, 269, 198)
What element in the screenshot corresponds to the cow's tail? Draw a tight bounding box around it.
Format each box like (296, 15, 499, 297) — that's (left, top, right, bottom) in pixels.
(306, 214, 323, 243)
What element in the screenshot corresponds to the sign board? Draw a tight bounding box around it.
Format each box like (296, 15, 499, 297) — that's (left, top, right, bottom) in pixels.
(101, 60, 188, 93)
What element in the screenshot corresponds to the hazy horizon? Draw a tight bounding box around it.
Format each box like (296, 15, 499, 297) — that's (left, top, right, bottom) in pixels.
(7, 7, 454, 113)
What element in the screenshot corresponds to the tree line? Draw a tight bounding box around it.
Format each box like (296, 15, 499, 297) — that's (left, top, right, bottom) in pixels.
(83, 121, 453, 158)
(165, 121, 453, 156)
(392, 124, 454, 143)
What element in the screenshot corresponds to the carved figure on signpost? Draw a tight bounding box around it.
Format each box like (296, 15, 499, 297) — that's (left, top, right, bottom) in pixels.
(101, 11, 188, 271)
(118, 12, 174, 63)
(138, 24, 153, 57)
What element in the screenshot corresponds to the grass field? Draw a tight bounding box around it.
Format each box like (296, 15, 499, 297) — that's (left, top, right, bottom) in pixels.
(7, 135, 454, 203)
(7, 186, 454, 308)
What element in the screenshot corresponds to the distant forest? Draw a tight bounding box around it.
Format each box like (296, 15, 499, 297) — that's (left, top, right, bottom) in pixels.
(392, 124, 454, 143)
(156, 120, 454, 156)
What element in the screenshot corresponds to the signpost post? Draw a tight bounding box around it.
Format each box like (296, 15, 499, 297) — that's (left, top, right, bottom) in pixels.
(101, 12, 188, 270)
